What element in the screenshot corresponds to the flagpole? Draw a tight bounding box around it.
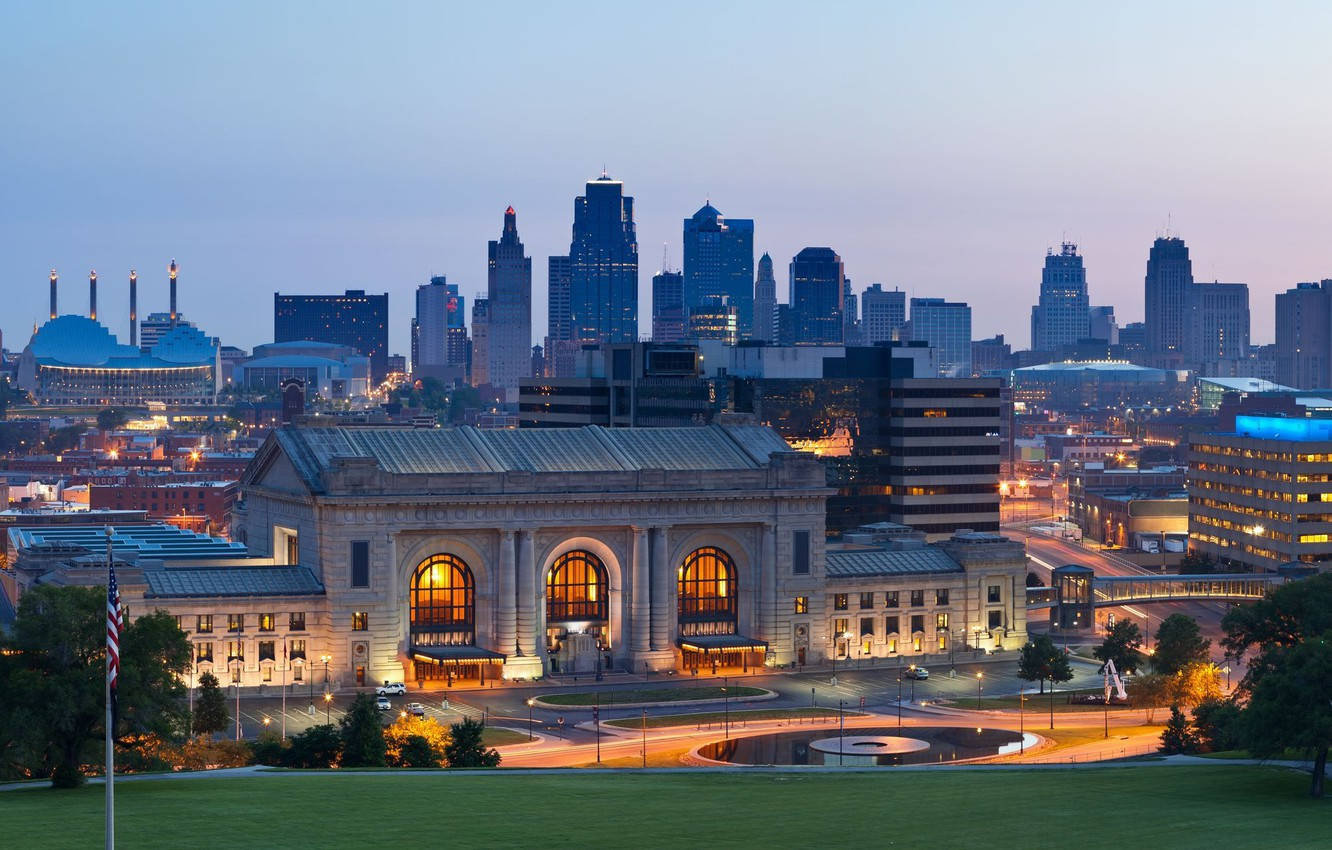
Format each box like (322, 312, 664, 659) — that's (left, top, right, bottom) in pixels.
(281, 639, 288, 740)
(105, 526, 115, 850)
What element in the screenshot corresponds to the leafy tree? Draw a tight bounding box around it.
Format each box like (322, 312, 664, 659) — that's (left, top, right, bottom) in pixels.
(193, 672, 229, 738)
(1178, 551, 1218, 574)
(1222, 572, 1332, 690)
(384, 715, 448, 767)
(1240, 634, 1332, 797)
(339, 693, 387, 767)
(285, 724, 342, 769)
(1160, 705, 1198, 754)
(1168, 662, 1223, 709)
(1152, 614, 1210, 675)
(1127, 673, 1172, 723)
(446, 385, 481, 423)
(1017, 634, 1072, 694)
(1192, 698, 1243, 753)
(117, 611, 190, 740)
(249, 730, 290, 766)
(96, 408, 130, 431)
(1093, 620, 1145, 674)
(1025, 572, 1044, 588)
(45, 423, 85, 454)
(444, 718, 500, 768)
(396, 736, 443, 768)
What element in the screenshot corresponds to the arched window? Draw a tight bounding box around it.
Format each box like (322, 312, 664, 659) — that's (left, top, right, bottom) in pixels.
(678, 547, 737, 634)
(547, 550, 609, 623)
(410, 554, 474, 646)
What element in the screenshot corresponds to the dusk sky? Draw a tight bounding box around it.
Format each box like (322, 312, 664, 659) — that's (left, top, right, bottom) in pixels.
(5, 1, 1331, 356)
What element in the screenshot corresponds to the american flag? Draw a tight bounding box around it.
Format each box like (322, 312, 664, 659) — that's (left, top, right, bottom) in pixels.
(107, 562, 123, 698)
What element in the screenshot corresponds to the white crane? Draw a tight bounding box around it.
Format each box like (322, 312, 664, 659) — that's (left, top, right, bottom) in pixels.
(1103, 659, 1128, 702)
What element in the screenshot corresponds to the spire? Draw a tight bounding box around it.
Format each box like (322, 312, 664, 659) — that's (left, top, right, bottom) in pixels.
(168, 258, 178, 328)
(504, 205, 516, 233)
(89, 269, 97, 321)
(49, 269, 57, 320)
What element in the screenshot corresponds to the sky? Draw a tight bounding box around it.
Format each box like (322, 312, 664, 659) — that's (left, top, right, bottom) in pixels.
(4, 1, 1332, 356)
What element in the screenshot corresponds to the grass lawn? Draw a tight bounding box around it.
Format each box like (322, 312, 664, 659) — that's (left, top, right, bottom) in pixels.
(537, 686, 766, 706)
(957, 692, 1131, 713)
(481, 727, 532, 747)
(604, 707, 855, 729)
(7, 766, 1329, 848)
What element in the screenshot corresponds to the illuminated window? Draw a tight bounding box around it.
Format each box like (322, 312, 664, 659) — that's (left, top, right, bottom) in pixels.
(259, 613, 275, 632)
(226, 640, 244, 661)
(410, 554, 475, 646)
(228, 614, 244, 633)
(834, 594, 848, 610)
(678, 547, 738, 635)
(196, 642, 213, 663)
(197, 614, 213, 633)
(546, 550, 609, 622)
(912, 635, 923, 652)
(935, 589, 949, 606)
(262, 666, 273, 683)
(351, 612, 368, 631)
(794, 596, 808, 614)
(290, 639, 306, 660)
(859, 592, 874, 610)
(936, 612, 949, 631)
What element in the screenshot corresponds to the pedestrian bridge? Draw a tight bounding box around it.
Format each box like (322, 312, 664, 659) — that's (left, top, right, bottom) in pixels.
(1025, 570, 1287, 627)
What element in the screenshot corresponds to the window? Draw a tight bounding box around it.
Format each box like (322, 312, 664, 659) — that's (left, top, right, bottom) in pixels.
(352, 612, 368, 631)
(293, 665, 303, 682)
(290, 639, 306, 660)
(411, 554, 475, 646)
(351, 541, 370, 588)
(678, 547, 738, 635)
(289, 612, 306, 632)
(258, 613, 275, 632)
(834, 594, 848, 611)
(226, 640, 244, 661)
(258, 641, 275, 662)
(886, 616, 900, 635)
(228, 614, 244, 633)
(286, 532, 299, 565)
(196, 642, 213, 663)
(792, 530, 810, 574)
(794, 596, 808, 614)
(174, 615, 185, 631)
(910, 590, 924, 607)
(935, 589, 949, 606)
(859, 592, 874, 610)
(834, 618, 849, 638)
(936, 613, 949, 631)
(230, 665, 241, 683)
(197, 614, 213, 634)
(910, 614, 925, 634)
(987, 584, 1002, 604)
(262, 666, 273, 683)
(912, 635, 923, 652)
(547, 550, 609, 622)
(859, 617, 875, 639)
(988, 610, 1003, 630)
(888, 636, 898, 653)
(884, 591, 899, 609)
(938, 634, 948, 651)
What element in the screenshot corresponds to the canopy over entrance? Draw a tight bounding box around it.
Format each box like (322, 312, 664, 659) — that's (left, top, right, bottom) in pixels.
(410, 644, 506, 686)
(676, 635, 768, 654)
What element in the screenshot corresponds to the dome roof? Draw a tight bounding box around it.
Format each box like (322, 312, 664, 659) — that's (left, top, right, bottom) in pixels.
(27, 315, 141, 366)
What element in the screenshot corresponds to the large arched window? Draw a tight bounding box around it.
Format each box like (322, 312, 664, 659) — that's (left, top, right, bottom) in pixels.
(678, 547, 737, 634)
(410, 554, 475, 646)
(547, 550, 609, 623)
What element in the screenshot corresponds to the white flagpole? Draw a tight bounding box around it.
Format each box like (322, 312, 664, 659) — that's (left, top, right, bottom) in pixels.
(105, 526, 114, 850)
(281, 639, 288, 740)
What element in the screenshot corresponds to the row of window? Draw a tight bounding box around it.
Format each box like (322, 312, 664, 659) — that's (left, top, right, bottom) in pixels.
(829, 611, 1006, 645)
(824, 585, 1003, 612)
(186, 612, 306, 634)
(196, 638, 305, 664)
(1192, 513, 1292, 542)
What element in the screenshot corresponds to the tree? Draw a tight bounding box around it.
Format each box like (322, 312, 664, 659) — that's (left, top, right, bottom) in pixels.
(1192, 698, 1243, 753)
(96, 408, 130, 431)
(249, 730, 290, 766)
(45, 423, 85, 454)
(384, 715, 448, 767)
(444, 718, 500, 768)
(1017, 634, 1072, 695)
(1127, 673, 1172, 723)
(1222, 572, 1332, 690)
(1160, 705, 1198, 754)
(1240, 635, 1332, 797)
(193, 672, 229, 738)
(1093, 619, 1145, 674)
(117, 611, 191, 741)
(1152, 614, 1210, 675)
(397, 736, 443, 768)
(1168, 662, 1223, 709)
(285, 724, 342, 769)
(1178, 551, 1217, 574)
(339, 693, 387, 767)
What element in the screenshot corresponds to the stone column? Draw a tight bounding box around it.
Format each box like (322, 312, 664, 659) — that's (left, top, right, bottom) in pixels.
(760, 522, 777, 643)
(497, 529, 517, 655)
(630, 526, 651, 653)
(650, 525, 672, 651)
(516, 530, 536, 657)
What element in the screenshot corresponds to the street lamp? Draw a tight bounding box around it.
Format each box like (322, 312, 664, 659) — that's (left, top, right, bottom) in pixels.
(526, 698, 535, 741)
(1222, 665, 1232, 690)
(896, 675, 903, 732)
(722, 676, 730, 741)
(1018, 690, 1025, 754)
(975, 671, 984, 711)
(324, 691, 332, 724)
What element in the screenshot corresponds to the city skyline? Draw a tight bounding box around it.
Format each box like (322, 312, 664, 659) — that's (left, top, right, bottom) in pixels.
(5, 3, 1332, 356)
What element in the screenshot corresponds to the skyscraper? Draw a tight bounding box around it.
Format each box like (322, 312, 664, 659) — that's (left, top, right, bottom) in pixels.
(752, 253, 777, 343)
(1030, 243, 1089, 351)
(1187, 282, 1249, 368)
(683, 203, 754, 337)
(861, 284, 906, 344)
(1275, 281, 1331, 389)
(652, 270, 685, 343)
(274, 289, 389, 380)
(545, 255, 576, 378)
(909, 298, 972, 377)
(568, 175, 638, 344)
(1088, 306, 1118, 344)
(843, 285, 861, 346)
(789, 247, 845, 344)
(413, 276, 465, 376)
(486, 206, 532, 401)
(470, 298, 489, 387)
(1144, 236, 1193, 357)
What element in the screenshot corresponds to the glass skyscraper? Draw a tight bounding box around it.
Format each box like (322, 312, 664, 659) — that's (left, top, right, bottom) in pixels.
(486, 206, 532, 401)
(1144, 236, 1193, 356)
(567, 176, 639, 344)
(908, 297, 972, 377)
(1030, 242, 1090, 352)
(274, 289, 388, 380)
(683, 203, 754, 338)
(789, 247, 845, 345)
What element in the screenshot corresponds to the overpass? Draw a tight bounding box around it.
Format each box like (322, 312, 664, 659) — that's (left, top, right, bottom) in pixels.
(1026, 569, 1288, 627)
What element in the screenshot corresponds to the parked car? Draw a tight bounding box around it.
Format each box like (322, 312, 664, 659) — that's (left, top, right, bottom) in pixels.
(376, 696, 392, 711)
(376, 682, 407, 696)
(406, 702, 427, 717)
(903, 666, 930, 680)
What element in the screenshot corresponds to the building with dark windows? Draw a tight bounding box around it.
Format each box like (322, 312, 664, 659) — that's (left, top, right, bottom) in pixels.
(908, 297, 971, 377)
(752, 253, 778, 343)
(413, 276, 466, 381)
(1187, 282, 1249, 373)
(232, 341, 371, 399)
(1030, 243, 1090, 352)
(274, 289, 388, 381)
(683, 203, 754, 338)
(1089, 305, 1118, 344)
(789, 247, 845, 345)
(651, 270, 686, 343)
(1275, 280, 1331, 389)
(861, 283, 906, 344)
(1144, 236, 1193, 360)
(567, 175, 638, 345)
(486, 207, 532, 403)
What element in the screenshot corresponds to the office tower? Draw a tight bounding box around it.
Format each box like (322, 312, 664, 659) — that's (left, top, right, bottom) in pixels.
(843, 285, 861, 346)
(972, 334, 1013, 373)
(775, 304, 796, 346)
(909, 297, 972, 377)
(139, 312, 198, 352)
(486, 206, 533, 401)
(410, 318, 419, 372)
(789, 247, 845, 344)
(1144, 236, 1193, 356)
(687, 296, 739, 345)
(545, 255, 575, 377)
(1187, 282, 1249, 366)
(752, 253, 777, 343)
(470, 298, 490, 387)
(683, 203, 754, 338)
(1089, 305, 1118, 344)
(861, 284, 906, 344)
(169, 259, 179, 328)
(1030, 242, 1090, 351)
(129, 270, 138, 347)
(1275, 281, 1332, 389)
(414, 276, 465, 376)
(652, 270, 686, 343)
(89, 270, 97, 320)
(567, 175, 638, 344)
(49, 270, 57, 320)
(274, 289, 389, 380)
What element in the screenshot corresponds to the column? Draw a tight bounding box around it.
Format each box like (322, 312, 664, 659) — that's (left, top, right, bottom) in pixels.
(497, 529, 517, 654)
(630, 526, 651, 653)
(650, 525, 672, 651)
(516, 530, 536, 657)
(760, 522, 777, 644)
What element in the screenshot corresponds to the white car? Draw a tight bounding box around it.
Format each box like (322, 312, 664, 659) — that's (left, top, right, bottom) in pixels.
(406, 702, 427, 717)
(376, 682, 407, 696)
(902, 666, 930, 680)
(376, 696, 392, 711)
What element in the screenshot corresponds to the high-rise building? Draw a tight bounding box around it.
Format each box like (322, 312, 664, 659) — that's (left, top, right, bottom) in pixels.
(843, 285, 861, 346)
(651, 270, 685, 343)
(1187, 282, 1249, 367)
(1275, 281, 1332, 389)
(274, 290, 389, 381)
(486, 207, 532, 401)
(861, 284, 906, 344)
(470, 298, 490, 387)
(908, 298, 972, 377)
(413, 276, 466, 377)
(567, 175, 638, 344)
(686, 296, 738, 345)
(752, 253, 778, 343)
(789, 247, 845, 344)
(547, 256, 573, 344)
(1030, 243, 1089, 351)
(1088, 305, 1118, 344)
(139, 312, 199, 353)
(1144, 236, 1193, 357)
(683, 203, 754, 337)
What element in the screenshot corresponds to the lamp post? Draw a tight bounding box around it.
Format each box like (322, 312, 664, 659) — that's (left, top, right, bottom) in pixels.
(233, 664, 241, 741)
(896, 675, 903, 732)
(975, 671, 984, 711)
(1048, 675, 1055, 730)
(722, 676, 730, 741)
(1018, 690, 1025, 754)
(526, 698, 535, 741)
(838, 699, 845, 766)
(1222, 665, 1231, 690)
(641, 707, 647, 768)
(1103, 688, 1110, 739)
(324, 692, 332, 724)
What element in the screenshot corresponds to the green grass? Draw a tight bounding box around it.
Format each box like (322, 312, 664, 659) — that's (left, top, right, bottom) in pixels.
(481, 727, 531, 747)
(537, 686, 766, 706)
(6, 767, 1329, 848)
(957, 691, 1130, 713)
(604, 707, 853, 729)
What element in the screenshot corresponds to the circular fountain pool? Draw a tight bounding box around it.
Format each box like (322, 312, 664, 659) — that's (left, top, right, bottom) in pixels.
(696, 726, 1030, 766)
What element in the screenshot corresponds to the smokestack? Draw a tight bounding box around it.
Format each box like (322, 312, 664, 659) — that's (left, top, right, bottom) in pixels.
(49, 269, 57, 320)
(89, 269, 97, 321)
(169, 258, 178, 328)
(129, 269, 138, 347)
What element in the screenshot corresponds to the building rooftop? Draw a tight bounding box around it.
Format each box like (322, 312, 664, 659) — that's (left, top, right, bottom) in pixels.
(1014, 360, 1166, 374)
(1197, 376, 1294, 393)
(826, 546, 964, 578)
(143, 565, 324, 598)
(7, 524, 246, 561)
(1231, 415, 1332, 442)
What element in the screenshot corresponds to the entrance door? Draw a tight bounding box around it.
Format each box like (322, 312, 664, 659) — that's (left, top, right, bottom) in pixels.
(355, 665, 365, 686)
(797, 647, 807, 666)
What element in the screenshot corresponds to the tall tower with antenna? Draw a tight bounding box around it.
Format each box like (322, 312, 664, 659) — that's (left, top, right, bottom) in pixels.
(129, 270, 138, 346)
(49, 270, 57, 320)
(169, 259, 178, 328)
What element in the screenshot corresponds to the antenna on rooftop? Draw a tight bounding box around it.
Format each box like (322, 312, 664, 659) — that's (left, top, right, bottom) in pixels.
(662, 242, 669, 274)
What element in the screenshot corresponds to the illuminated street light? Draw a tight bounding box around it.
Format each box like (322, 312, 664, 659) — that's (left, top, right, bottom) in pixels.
(976, 671, 984, 710)
(324, 691, 333, 724)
